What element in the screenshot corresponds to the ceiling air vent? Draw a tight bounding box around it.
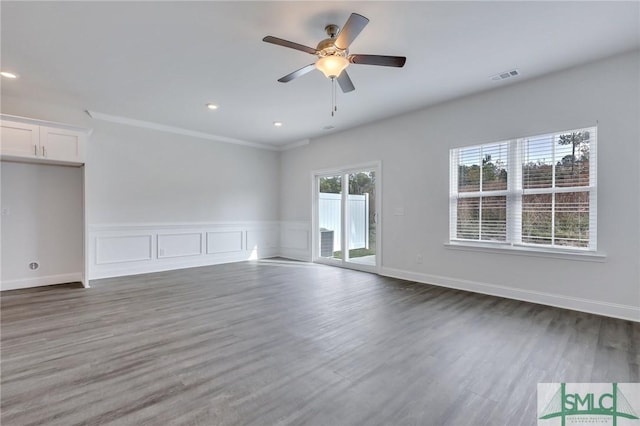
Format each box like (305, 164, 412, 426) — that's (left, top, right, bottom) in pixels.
(491, 69, 519, 81)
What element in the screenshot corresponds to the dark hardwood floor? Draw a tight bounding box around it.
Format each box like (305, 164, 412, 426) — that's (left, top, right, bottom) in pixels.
(1, 259, 638, 425)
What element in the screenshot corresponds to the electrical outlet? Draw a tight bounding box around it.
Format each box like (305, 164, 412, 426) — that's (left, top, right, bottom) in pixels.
(159, 248, 165, 256)
(416, 254, 424, 264)
(1, 208, 9, 216)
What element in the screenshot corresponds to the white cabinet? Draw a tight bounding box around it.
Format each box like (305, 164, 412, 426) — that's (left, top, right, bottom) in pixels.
(1, 116, 86, 165)
(1, 121, 40, 158)
(39, 126, 85, 163)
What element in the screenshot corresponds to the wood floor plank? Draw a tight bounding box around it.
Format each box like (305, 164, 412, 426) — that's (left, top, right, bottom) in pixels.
(1, 259, 638, 425)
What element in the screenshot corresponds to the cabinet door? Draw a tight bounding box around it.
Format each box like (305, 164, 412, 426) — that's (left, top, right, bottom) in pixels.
(40, 126, 85, 163)
(0, 121, 39, 158)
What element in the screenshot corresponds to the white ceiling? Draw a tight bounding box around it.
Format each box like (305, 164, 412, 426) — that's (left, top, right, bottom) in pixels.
(1, 1, 638, 148)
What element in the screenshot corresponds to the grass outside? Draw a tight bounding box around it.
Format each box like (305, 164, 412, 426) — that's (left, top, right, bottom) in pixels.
(332, 232, 376, 259)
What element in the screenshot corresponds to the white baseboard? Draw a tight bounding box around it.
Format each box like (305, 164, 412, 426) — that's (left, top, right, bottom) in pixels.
(278, 249, 312, 262)
(1, 272, 83, 291)
(380, 267, 640, 322)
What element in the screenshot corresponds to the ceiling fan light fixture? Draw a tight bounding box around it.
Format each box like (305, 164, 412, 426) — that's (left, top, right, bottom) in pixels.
(315, 55, 349, 79)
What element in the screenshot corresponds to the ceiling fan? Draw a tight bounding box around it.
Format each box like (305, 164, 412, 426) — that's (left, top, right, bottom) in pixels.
(262, 13, 406, 94)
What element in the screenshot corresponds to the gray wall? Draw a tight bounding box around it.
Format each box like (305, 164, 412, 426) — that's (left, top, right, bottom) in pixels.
(279, 50, 640, 311)
(85, 120, 280, 224)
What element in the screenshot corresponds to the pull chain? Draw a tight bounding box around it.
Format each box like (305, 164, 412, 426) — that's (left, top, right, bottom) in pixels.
(330, 77, 337, 117)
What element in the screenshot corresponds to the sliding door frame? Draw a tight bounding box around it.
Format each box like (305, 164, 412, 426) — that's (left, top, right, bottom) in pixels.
(311, 161, 382, 274)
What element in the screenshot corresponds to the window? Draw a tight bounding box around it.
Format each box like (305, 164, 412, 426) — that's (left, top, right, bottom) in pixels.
(450, 127, 597, 251)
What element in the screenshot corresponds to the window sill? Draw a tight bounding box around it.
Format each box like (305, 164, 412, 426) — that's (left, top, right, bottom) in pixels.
(444, 241, 607, 262)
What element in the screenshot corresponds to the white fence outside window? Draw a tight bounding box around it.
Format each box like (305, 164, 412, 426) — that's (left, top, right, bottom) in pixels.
(319, 193, 369, 252)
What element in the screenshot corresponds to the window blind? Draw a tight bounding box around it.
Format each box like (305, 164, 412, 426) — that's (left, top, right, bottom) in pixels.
(450, 126, 597, 250)
(520, 128, 596, 249)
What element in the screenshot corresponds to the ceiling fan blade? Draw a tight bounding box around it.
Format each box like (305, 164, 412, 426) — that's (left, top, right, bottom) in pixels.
(334, 13, 369, 50)
(263, 36, 317, 55)
(336, 70, 355, 93)
(277, 64, 316, 83)
(348, 54, 407, 67)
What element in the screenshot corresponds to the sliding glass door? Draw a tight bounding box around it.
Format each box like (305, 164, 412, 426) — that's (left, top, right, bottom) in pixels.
(346, 170, 376, 267)
(314, 164, 380, 272)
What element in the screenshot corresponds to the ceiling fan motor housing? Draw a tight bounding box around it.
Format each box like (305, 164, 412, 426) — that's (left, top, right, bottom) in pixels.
(317, 24, 348, 58)
(317, 41, 346, 58)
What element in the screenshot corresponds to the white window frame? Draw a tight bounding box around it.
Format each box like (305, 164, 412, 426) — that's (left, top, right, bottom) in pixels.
(449, 127, 599, 256)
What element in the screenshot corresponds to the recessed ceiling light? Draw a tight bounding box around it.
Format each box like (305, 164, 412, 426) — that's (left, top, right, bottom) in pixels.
(0, 71, 18, 79)
(273, 121, 283, 127)
(206, 103, 218, 110)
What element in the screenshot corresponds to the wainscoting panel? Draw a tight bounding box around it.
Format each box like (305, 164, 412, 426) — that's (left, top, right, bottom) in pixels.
(89, 222, 279, 280)
(279, 221, 312, 261)
(96, 234, 153, 265)
(246, 227, 279, 252)
(207, 230, 243, 254)
(157, 233, 203, 259)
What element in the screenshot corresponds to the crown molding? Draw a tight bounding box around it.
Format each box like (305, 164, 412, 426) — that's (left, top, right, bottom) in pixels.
(86, 110, 279, 151)
(277, 138, 310, 151)
(1, 113, 92, 135)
